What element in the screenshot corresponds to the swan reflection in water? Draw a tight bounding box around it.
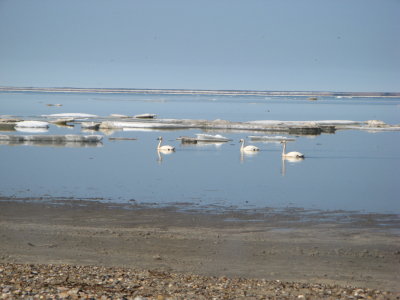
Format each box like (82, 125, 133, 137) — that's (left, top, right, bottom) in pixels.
(240, 149, 259, 163)
(281, 156, 304, 176)
(157, 149, 175, 163)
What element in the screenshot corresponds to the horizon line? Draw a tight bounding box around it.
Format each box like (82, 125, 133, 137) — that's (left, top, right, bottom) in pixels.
(0, 85, 399, 97)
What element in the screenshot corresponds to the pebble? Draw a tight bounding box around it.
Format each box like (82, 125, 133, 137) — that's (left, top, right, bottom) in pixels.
(0, 263, 398, 299)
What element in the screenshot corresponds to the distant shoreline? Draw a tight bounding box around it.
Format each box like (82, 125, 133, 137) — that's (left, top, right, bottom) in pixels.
(0, 86, 399, 98)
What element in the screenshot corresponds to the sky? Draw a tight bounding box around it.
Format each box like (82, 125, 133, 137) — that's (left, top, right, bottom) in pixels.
(0, 0, 399, 92)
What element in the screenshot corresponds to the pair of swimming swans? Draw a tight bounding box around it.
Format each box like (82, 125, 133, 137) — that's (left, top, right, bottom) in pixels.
(158, 137, 261, 153)
(240, 139, 304, 158)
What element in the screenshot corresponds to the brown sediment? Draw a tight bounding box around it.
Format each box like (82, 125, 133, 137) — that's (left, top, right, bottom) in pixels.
(0, 199, 399, 298)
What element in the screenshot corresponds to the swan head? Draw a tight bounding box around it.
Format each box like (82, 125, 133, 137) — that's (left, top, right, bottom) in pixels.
(157, 136, 163, 140)
(239, 139, 244, 143)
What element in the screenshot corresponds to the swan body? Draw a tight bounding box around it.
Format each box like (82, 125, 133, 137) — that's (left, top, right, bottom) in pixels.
(157, 137, 175, 151)
(284, 156, 304, 162)
(239, 139, 259, 152)
(281, 141, 304, 158)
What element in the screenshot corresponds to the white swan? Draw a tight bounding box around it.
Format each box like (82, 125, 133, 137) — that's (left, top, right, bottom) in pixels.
(281, 141, 304, 158)
(239, 139, 259, 152)
(157, 137, 175, 151)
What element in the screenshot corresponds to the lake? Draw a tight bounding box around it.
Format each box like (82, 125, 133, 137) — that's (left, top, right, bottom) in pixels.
(1, 91, 399, 213)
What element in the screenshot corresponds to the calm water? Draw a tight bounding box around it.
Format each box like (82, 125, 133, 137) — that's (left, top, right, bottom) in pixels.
(1, 91, 400, 213)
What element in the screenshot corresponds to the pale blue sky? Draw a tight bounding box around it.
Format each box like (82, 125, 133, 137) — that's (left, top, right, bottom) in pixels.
(0, 0, 399, 92)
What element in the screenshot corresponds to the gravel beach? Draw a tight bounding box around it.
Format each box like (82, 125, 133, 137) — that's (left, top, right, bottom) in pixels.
(0, 199, 399, 299)
(1, 263, 398, 299)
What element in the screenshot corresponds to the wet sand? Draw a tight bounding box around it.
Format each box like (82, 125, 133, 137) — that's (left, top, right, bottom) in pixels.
(0, 199, 399, 297)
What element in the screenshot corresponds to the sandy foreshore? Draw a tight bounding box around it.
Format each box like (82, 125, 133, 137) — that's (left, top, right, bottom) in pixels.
(0, 199, 399, 298)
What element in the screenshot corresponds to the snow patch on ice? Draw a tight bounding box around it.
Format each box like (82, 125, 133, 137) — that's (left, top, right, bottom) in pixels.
(15, 121, 49, 128)
(43, 113, 98, 118)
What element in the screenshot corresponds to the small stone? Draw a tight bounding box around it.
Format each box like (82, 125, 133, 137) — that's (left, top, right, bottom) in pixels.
(58, 292, 69, 298)
(68, 288, 80, 295)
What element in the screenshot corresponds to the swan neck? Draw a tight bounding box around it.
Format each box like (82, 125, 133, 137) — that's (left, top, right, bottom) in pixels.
(282, 142, 286, 156)
(158, 139, 162, 149)
(241, 140, 244, 149)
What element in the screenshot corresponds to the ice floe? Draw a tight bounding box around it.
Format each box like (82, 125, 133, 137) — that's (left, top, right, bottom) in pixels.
(177, 133, 231, 144)
(42, 113, 98, 118)
(15, 127, 49, 133)
(3, 115, 399, 136)
(81, 122, 101, 130)
(134, 113, 157, 119)
(195, 133, 231, 142)
(15, 121, 49, 128)
(100, 121, 189, 129)
(96, 118, 400, 135)
(0, 134, 103, 143)
(248, 135, 296, 142)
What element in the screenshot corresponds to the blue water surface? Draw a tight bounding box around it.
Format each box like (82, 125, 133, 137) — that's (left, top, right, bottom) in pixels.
(1, 91, 399, 213)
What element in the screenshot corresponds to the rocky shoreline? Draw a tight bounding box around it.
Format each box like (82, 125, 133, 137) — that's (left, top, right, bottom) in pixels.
(1, 200, 399, 299)
(1, 263, 398, 299)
